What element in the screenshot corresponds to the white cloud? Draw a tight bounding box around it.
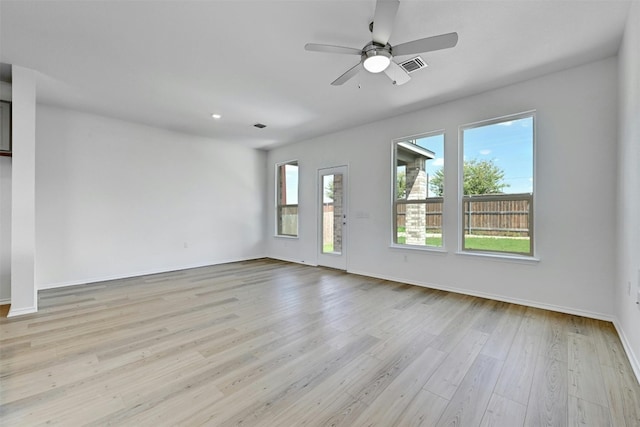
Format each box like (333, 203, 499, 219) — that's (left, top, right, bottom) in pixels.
(432, 157, 444, 166)
(479, 149, 491, 155)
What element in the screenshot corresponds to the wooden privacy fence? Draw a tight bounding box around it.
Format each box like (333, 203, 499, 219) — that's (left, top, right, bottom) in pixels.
(463, 193, 532, 237)
(396, 193, 532, 236)
(277, 205, 298, 236)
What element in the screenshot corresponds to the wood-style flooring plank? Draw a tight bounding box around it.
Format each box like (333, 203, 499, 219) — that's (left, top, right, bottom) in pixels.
(435, 354, 504, 427)
(493, 307, 546, 405)
(567, 332, 609, 408)
(266, 353, 382, 427)
(479, 393, 527, 427)
(424, 328, 490, 400)
(524, 356, 569, 427)
(350, 346, 447, 427)
(1, 259, 639, 426)
(480, 303, 526, 360)
(568, 395, 611, 427)
(392, 389, 449, 427)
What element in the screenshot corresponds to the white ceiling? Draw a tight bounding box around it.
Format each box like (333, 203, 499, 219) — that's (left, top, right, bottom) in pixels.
(0, 0, 632, 149)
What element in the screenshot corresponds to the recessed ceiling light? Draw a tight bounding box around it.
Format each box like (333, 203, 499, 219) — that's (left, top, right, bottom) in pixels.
(211, 113, 222, 119)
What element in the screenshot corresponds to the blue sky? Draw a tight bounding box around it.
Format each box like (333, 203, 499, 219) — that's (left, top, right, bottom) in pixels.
(463, 116, 533, 194)
(416, 116, 533, 196)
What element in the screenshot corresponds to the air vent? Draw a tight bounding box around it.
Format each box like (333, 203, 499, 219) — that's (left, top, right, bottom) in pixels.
(254, 123, 266, 129)
(399, 56, 427, 74)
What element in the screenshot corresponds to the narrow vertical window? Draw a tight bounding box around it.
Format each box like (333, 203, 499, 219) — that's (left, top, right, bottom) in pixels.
(460, 113, 534, 256)
(393, 132, 444, 247)
(276, 161, 299, 237)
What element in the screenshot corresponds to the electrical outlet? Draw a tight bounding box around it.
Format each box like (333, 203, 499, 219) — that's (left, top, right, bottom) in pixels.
(403, 255, 408, 263)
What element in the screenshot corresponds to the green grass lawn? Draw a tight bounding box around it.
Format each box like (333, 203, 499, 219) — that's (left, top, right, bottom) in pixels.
(397, 233, 530, 254)
(426, 236, 442, 246)
(329, 233, 530, 254)
(396, 236, 443, 246)
(464, 236, 530, 254)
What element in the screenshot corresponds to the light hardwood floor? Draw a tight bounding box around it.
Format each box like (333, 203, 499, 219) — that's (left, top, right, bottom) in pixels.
(1, 258, 639, 426)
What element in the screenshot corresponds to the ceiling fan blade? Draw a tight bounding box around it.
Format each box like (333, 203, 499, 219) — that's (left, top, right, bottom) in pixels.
(383, 61, 410, 86)
(331, 62, 363, 86)
(305, 43, 362, 55)
(393, 32, 459, 56)
(372, 0, 400, 45)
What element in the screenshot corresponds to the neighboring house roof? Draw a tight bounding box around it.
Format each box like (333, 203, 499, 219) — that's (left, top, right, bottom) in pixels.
(397, 141, 435, 163)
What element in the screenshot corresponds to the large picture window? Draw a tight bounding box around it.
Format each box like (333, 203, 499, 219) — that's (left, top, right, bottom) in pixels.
(460, 112, 534, 256)
(276, 161, 298, 237)
(393, 132, 444, 247)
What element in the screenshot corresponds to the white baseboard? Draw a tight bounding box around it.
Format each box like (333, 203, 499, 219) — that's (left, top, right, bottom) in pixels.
(0, 298, 10, 305)
(346, 268, 614, 322)
(39, 256, 266, 290)
(7, 305, 37, 317)
(268, 256, 318, 267)
(612, 318, 640, 385)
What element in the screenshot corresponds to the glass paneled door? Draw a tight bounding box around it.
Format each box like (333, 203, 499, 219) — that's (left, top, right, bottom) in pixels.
(318, 166, 348, 270)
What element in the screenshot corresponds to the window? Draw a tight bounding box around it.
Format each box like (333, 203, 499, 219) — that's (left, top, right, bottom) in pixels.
(393, 132, 444, 247)
(276, 161, 299, 237)
(460, 112, 534, 256)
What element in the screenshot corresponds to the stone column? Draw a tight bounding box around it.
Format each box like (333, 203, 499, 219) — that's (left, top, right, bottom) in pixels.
(405, 158, 426, 245)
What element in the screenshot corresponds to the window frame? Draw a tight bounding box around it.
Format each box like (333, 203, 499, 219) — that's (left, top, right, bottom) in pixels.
(275, 160, 299, 238)
(458, 111, 536, 258)
(391, 130, 446, 250)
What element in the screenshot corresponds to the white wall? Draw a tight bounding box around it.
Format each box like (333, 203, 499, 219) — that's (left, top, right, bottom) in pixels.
(616, 0, 640, 379)
(35, 105, 266, 288)
(267, 57, 618, 319)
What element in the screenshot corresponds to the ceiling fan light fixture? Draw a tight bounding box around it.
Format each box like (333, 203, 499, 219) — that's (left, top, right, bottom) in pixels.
(363, 50, 391, 73)
(304, 1, 458, 86)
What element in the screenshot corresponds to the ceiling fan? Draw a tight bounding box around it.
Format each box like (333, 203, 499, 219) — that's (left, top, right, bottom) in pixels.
(305, 0, 458, 86)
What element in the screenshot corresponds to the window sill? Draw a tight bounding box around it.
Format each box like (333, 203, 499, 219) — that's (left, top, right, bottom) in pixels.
(455, 250, 540, 264)
(390, 243, 448, 254)
(274, 235, 299, 239)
